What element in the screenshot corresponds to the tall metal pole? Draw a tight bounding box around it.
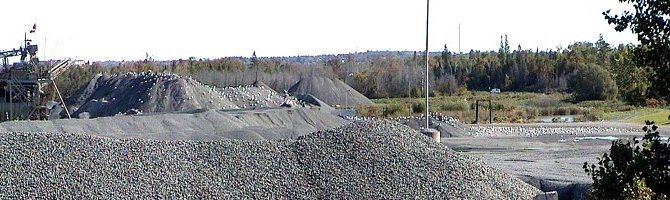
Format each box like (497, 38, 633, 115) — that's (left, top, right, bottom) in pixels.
(424, 0, 430, 129)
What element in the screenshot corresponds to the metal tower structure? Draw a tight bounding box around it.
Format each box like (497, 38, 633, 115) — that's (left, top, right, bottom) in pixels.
(0, 25, 72, 121)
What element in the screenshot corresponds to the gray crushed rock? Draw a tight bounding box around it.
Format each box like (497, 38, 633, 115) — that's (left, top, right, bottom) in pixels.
(66, 72, 301, 118)
(288, 76, 374, 107)
(0, 108, 346, 141)
(0, 120, 540, 199)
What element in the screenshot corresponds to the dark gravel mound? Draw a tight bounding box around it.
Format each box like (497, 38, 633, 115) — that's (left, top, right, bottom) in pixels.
(288, 76, 374, 107)
(67, 72, 238, 118)
(291, 93, 333, 109)
(0, 120, 539, 199)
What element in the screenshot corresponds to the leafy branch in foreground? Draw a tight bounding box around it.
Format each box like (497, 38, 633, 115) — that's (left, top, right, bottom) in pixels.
(584, 120, 669, 199)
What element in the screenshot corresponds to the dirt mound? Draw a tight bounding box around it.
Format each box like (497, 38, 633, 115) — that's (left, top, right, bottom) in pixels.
(0, 120, 540, 198)
(288, 76, 374, 107)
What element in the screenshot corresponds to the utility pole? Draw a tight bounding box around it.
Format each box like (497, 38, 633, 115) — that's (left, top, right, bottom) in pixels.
(424, 0, 430, 130)
(419, 0, 440, 143)
(408, 54, 413, 115)
(458, 23, 461, 54)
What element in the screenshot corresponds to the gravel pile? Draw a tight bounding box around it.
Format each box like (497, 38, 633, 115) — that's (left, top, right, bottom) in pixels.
(469, 125, 637, 138)
(219, 84, 301, 109)
(288, 76, 374, 107)
(0, 108, 346, 141)
(0, 120, 540, 199)
(67, 72, 302, 119)
(67, 72, 239, 118)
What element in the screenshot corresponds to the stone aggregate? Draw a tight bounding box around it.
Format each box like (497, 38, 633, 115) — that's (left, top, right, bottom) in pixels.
(0, 120, 540, 199)
(67, 72, 302, 118)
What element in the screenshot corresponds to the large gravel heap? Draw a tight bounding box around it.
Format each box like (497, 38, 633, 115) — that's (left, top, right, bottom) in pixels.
(0, 120, 539, 198)
(67, 72, 302, 118)
(68, 72, 238, 118)
(288, 76, 374, 107)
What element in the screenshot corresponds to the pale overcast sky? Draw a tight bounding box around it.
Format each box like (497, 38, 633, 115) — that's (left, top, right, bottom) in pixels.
(1, 0, 637, 61)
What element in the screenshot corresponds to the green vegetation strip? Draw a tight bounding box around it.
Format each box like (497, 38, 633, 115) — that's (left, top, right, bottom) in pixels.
(626, 109, 670, 125)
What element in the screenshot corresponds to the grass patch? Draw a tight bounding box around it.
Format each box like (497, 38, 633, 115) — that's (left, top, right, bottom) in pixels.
(626, 109, 670, 125)
(601, 107, 655, 120)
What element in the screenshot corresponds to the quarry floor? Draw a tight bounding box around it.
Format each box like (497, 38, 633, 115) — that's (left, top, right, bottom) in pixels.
(441, 122, 668, 199)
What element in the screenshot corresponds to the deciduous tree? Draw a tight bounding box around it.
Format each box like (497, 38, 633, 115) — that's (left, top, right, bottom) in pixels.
(604, 0, 670, 100)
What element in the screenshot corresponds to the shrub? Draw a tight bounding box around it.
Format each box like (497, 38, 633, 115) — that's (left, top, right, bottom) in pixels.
(568, 63, 619, 101)
(577, 100, 608, 108)
(429, 90, 441, 97)
(645, 98, 664, 108)
(618, 105, 637, 112)
(525, 108, 539, 118)
(555, 107, 570, 115)
(457, 86, 468, 96)
(439, 100, 469, 111)
(582, 109, 605, 121)
(568, 106, 585, 115)
(527, 96, 561, 108)
(410, 87, 422, 98)
(618, 176, 660, 200)
(411, 101, 425, 114)
(355, 105, 382, 117)
(584, 121, 670, 199)
(383, 104, 409, 117)
(539, 108, 553, 116)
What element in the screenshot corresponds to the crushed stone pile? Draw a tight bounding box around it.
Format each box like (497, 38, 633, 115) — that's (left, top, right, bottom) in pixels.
(66, 72, 302, 118)
(67, 72, 237, 118)
(0, 108, 346, 141)
(219, 84, 300, 109)
(0, 120, 540, 199)
(288, 76, 374, 107)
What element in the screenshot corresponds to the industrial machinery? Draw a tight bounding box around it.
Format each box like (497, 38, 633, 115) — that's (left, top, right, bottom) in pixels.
(0, 26, 72, 121)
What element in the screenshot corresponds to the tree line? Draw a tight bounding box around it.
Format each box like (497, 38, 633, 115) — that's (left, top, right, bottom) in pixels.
(53, 35, 653, 105)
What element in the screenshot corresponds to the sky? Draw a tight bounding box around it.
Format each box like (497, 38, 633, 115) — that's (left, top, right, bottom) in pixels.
(1, 0, 638, 61)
